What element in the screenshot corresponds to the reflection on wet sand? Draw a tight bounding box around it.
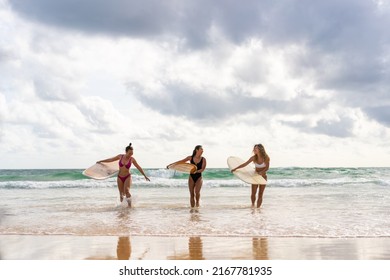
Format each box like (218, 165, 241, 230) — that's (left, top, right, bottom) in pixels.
(117, 237, 131, 260)
(252, 237, 269, 260)
(188, 237, 204, 260)
(168, 236, 204, 260)
(167, 210, 205, 260)
(2, 235, 390, 259)
(85, 236, 131, 260)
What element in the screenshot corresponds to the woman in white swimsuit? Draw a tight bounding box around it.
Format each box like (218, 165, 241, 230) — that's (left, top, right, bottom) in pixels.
(231, 144, 270, 208)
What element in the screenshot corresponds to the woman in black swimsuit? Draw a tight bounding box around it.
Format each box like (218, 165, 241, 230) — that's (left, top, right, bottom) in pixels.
(167, 145, 207, 208)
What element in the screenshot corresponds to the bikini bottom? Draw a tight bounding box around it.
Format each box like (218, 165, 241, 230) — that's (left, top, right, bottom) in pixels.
(118, 174, 131, 183)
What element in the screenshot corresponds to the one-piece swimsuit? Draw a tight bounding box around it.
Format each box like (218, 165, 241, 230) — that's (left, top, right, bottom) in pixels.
(190, 157, 203, 183)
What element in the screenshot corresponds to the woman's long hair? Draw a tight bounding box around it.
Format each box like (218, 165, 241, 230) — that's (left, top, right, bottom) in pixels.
(254, 144, 269, 162)
(192, 145, 202, 158)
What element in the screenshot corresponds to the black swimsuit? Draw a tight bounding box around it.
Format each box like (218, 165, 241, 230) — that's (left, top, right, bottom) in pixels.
(190, 157, 204, 183)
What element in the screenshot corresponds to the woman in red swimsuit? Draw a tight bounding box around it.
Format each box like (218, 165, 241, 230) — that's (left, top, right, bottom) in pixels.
(97, 143, 150, 207)
(167, 145, 207, 208)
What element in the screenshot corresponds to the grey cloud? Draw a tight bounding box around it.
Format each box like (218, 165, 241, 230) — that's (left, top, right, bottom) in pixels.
(10, 0, 390, 70)
(313, 118, 355, 138)
(10, 0, 382, 48)
(266, 0, 380, 48)
(10, 0, 177, 35)
(129, 82, 261, 120)
(0, 48, 14, 62)
(364, 106, 390, 126)
(10, 0, 390, 86)
(8, 0, 266, 45)
(9, 0, 210, 46)
(128, 81, 327, 122)
(139, 85, 359, 138)
(9, 0, 390, 130)
(281, 1, 390, 99)
(283, 116, 356, 138)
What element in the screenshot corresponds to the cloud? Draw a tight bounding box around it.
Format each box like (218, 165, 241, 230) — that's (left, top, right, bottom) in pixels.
(128, 81, 256, 120)
(9, 0, 201, 44)
(284, 117, 356, 138)
(0, 94, 6, 140)
(76, 96, 124, 134)
(0, 47, 16, 63)
(1, 93, 125, 159)
(127, 79, 334, 124)
(7, 0, 264, 45)
(364, 106, 390, 126)
(9, 0, 390, 103)
(9, 0, 389, 46)
(3, 0, 390, 168)
(33, 75, 81, 102)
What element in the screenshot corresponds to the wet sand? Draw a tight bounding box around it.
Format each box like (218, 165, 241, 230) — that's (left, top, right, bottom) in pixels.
(1, 235, 390, 260)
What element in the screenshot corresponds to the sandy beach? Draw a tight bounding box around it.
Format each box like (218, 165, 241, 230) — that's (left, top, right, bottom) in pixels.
(1, 235, 389, 260)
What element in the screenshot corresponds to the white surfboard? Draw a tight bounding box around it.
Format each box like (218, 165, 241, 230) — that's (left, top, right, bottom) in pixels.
(82, 160, 119, 180)
(227, 156, 267, 185)
(167, 163, 197, 174)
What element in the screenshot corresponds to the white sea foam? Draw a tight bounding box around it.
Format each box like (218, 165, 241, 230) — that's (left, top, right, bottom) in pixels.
(1, 168, 390, 237)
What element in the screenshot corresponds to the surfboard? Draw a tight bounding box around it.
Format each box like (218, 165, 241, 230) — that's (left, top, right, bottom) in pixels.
(227, 156, 267, 185)
(82, 160, 119, 180)
(167, 163, 197, 174)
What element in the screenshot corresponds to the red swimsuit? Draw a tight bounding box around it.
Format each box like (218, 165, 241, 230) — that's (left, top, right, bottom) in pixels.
(118, 155, 132, 183)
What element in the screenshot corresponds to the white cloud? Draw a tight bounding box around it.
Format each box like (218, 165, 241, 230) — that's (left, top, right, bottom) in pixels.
(1, 0, 390, 168)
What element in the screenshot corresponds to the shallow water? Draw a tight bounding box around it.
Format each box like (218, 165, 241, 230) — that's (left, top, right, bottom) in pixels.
(1, 168, 390, 237)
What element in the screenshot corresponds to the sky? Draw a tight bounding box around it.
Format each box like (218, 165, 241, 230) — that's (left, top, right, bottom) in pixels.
(1, 0, 390, 169)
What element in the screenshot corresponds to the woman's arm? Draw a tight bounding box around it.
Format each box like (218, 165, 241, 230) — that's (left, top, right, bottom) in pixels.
(231, 156, 254, 172)
(166, 156, 191, 169)
(132, 158, 150, 181)
(97, 155, 121, 163)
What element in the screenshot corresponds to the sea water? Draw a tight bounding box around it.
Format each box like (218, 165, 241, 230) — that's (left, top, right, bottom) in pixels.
(0, 168, 389, 237)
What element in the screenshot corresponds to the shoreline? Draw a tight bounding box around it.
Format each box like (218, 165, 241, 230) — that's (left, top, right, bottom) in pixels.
(1, 235, 389, 260)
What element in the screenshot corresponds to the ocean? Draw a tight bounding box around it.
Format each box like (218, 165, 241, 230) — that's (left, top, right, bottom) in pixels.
(1, 167, 389, 238)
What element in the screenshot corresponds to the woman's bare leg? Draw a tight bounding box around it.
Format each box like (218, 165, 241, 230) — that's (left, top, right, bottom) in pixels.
(257, 185, 266, 208)
(188, 177, 196, 208)
(251, 184, 258, 207)
(194, 178, 203, 207)
(124, 177, 132, 207)
(117, 177, 125, 202)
